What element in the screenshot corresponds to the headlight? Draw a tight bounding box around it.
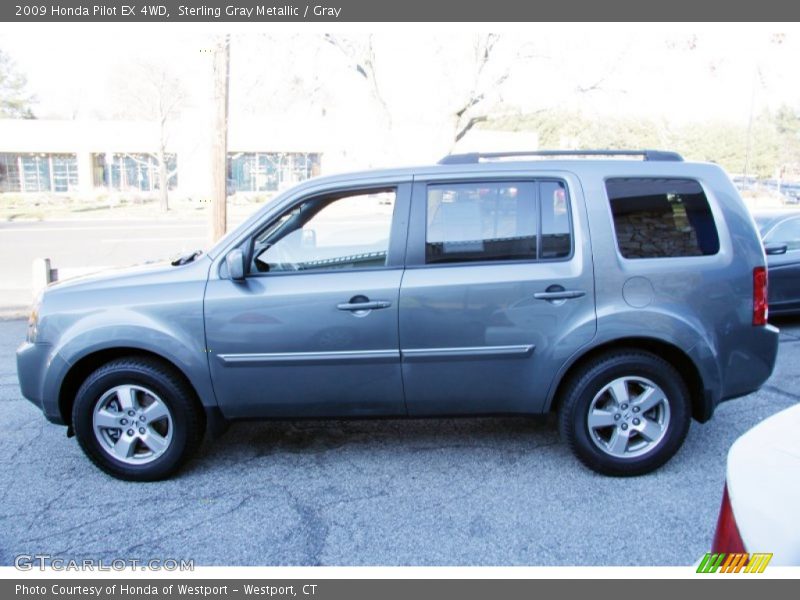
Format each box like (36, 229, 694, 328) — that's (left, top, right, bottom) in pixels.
(26, 293, 42, 343)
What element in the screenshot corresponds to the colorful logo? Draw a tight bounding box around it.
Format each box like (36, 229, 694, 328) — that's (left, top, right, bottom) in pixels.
(697, 553, 773, 573)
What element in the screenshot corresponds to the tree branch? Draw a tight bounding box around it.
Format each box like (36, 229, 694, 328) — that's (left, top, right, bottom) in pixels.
(455, 115, 489, 142)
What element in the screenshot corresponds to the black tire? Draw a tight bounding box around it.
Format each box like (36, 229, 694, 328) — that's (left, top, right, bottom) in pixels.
(72, 357, 205, 481)
(558, 350, 691, 476)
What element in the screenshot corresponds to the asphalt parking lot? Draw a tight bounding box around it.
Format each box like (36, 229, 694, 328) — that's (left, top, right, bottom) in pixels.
(1, 317, 799, 566)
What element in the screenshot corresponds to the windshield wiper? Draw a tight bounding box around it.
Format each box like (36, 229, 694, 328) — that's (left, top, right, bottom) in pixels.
(171, 250, 203, 266)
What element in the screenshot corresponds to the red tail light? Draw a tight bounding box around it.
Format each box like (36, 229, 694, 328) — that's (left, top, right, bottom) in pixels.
(712, 484, 746, 553)
(753, 266, 768, 326)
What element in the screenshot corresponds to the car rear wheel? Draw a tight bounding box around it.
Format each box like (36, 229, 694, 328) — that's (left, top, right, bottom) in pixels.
(72, 357, 205, 481)
(558, 350, 691, 476)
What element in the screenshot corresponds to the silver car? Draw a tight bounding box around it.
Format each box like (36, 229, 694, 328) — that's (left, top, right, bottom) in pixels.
(17, 150, 780, 480)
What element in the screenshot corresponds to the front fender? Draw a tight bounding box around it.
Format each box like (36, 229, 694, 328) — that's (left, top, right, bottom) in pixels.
(43, 309, 217, 421)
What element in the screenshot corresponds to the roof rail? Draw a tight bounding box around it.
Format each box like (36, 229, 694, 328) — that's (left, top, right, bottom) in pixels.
(437, 150, 684, 165)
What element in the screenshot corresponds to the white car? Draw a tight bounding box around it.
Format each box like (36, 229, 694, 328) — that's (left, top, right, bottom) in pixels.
(711, 403, 800, 565)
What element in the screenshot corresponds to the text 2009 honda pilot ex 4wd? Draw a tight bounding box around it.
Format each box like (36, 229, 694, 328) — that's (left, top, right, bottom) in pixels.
(17, 150, 780, 481)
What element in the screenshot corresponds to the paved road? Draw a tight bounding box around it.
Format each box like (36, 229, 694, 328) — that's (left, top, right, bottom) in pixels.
(1, 317, 799, 566)
(0, 219, 218, 314)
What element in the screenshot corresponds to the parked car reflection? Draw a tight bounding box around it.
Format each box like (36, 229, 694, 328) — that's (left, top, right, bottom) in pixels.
(753, 210, 800, 316)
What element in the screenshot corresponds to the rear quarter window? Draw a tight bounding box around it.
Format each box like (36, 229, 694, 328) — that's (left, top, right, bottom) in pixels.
(605, 177, 720, 259)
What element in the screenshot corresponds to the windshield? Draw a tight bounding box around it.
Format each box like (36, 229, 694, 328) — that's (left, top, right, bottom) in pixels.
(205, 193, 286, 258)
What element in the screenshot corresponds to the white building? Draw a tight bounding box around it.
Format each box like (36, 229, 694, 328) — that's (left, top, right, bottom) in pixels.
(0, 116, 535, 198)
(0, 116, 324, 199)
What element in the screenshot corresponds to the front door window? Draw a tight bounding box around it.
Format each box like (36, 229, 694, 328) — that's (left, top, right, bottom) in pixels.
(253, 189, 397, 273)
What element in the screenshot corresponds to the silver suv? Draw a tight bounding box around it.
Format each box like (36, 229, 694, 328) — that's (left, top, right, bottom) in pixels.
(17, 150, 780, 480)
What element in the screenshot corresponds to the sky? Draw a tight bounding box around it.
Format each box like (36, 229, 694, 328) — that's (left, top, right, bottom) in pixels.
(1, 23, 799, 129)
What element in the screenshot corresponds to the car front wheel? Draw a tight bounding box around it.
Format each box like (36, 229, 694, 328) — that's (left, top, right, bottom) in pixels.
(72, 357, 205, 481)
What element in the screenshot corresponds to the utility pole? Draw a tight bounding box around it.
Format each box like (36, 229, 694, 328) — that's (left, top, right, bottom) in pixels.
(210, 34, 230, 242)
(742, 65, 758, 185)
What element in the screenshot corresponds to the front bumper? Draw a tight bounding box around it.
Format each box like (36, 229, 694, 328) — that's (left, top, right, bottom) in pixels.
(16, 341, 64, 424)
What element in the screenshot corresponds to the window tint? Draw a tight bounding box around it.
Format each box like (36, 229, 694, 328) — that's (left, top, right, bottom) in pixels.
(253, 189, 395, 273)
(606, 178, 719, 259)
(426, 182, 539, 264)
(765, 217, 800, 250)
(540, 181, 571, 258)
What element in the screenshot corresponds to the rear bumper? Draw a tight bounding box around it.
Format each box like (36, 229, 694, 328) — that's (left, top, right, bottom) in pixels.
(719, 324, 781, 403)
(16, 341, 64, 424)
(692, 324, 780, 422)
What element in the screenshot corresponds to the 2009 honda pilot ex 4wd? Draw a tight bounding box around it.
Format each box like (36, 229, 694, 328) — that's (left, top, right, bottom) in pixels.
(17, 150, 780, 481)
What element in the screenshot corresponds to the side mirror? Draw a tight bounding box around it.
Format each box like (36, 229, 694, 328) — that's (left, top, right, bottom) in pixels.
(764, 242, 788, 256)
(226, 248, 246, 281)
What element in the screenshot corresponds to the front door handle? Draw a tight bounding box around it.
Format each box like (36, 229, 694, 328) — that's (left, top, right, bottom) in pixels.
(337, 299, 392, 311)
(533, 290, 586, 300)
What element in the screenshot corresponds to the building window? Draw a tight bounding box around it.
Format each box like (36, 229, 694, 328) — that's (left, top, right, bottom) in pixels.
(228, 152, 321, 193)
(0, 154, 21, 192)
(51, 155, 79, 192)
(93, 153, 177, 192)
(0, 153, 78, 193)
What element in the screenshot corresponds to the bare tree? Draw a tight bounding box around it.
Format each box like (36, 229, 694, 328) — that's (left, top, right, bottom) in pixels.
(449, 34, 513, 146)
(319, 33, 534, 152)
(229, 34, 326, 118)
(322, 33, 391, 127)
(446, 34, 550, 149)
(108, 61, 188, 211)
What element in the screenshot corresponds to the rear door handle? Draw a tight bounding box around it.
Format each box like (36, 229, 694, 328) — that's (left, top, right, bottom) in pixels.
(533, 290, 586, 300)
(337, 300, 392, 311)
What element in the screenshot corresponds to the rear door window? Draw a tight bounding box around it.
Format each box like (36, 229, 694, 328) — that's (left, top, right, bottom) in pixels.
(425, 180, 571, 264)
